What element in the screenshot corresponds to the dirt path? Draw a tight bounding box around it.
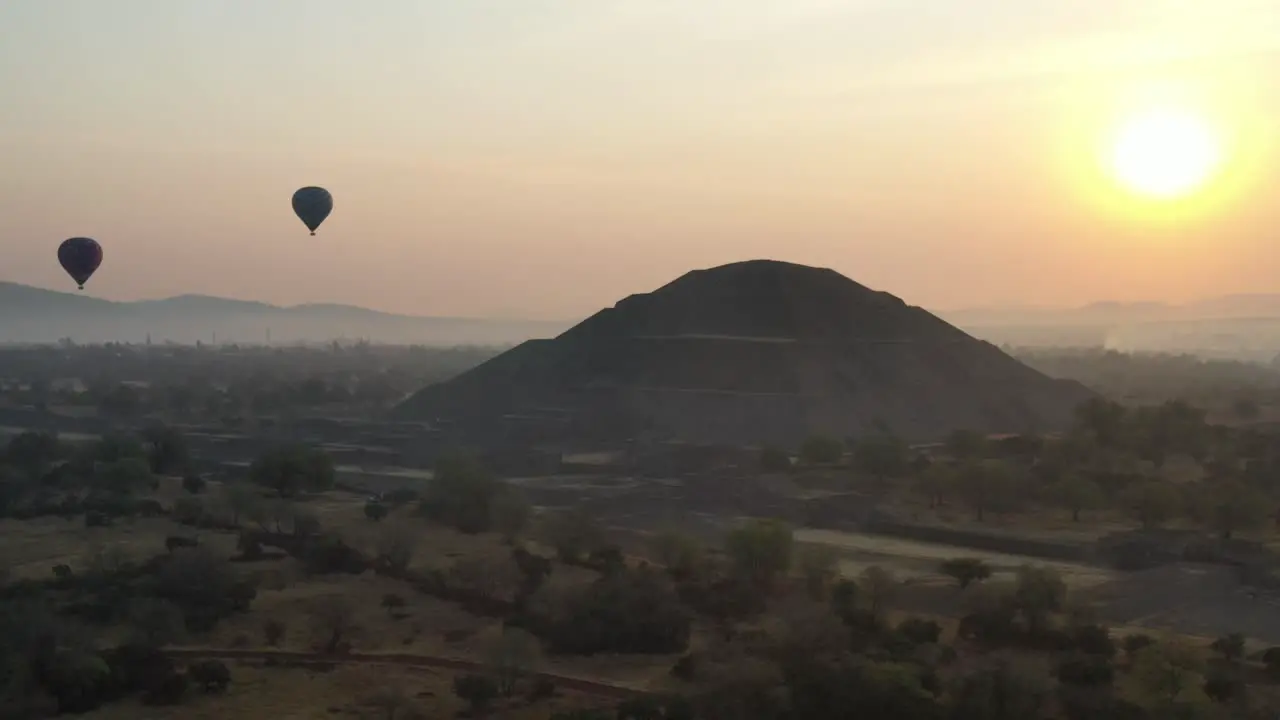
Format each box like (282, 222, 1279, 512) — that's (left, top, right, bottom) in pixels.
(163, 648, 651, 700)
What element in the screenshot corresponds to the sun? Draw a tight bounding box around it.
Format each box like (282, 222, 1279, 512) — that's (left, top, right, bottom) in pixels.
(1108, 109, 1223, 200)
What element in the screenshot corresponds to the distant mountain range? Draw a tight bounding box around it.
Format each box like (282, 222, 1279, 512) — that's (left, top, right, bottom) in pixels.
(939, 295, 1280, 328)
(0, 282, 571, 346)
(938, 296, 1280, 360)
(5, 279, 1280, 356)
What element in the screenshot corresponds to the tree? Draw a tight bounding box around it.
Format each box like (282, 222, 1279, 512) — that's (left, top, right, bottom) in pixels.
(141, 424, 189, 475)
(374, 522, 417, 574)
(96, 457, 153, 495)
(939, 557, 992, 589)
(4, 430, 64, 477)
(126, 597, 186, 647)
(181, 472, 205, 494)
(955, 460, 1024, 521)
(362, 687, 420, 720)
(263, 618, 286, 646)
(1129, 639, 1207, 711)
(420, 452, 502, 533)
(364, 500, 389, 522)
(1208, 481, 1269, 539)
(249, 444, 335, 497)
(797, 544, 840, 600)
(913, 462, 953, 509)
(860, 566, 896, 617)
(187, 660, 231, 693)
(724, 518, 793, 590)
(1013, 565, 1066, 635)
(950, 660, 1052, 720)
(381, 593, 407, 617)
(490, 488, 531, 542)
(650, 530, 704, 581)
(485, 628, 541, 696)
(453, 674, 498, 713)
(944, 429, 988, 462)
(799, 435, 844, 465)
(1049, 474, 1104, 522)
(759, 446, 792, 472)
(311, 596, 359, 653)
(221, 482, 261, 527)
(1210, 632, 1245, 663)
(851, 432, 910, 483)
(541, 506, 603, 563)
(1231, 397, 1260, 423)
(99, 383, 143, 418)
(1122, 481, 1181, 529)
(1073, 397, 1129, 449)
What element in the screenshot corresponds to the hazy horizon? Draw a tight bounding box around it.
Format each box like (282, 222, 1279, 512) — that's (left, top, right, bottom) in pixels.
(3, 1, 1278, 321)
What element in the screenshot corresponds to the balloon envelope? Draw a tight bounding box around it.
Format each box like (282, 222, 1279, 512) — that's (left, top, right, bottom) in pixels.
(57, 237, 103, 290)
(292, 186, 333, 235)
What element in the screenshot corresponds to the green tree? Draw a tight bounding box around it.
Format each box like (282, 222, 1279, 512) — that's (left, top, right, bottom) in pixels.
(96, 457, 153, 495)
(1013, 565, 1067, 635)
(364, 500, 389, 522)
(490, 488, 531, 542)
(484, 628, 541, 697)
(126, 597, 186, 647)
(913, 462, 953, 509)
(650, 530, 704, 580)
(1129, 639, 1208, 712)
(221, 482, 261, 527)
(419, 452, 501, 533)
(759, 446, 792, 472)
(1122, 481, 1181, 529)
(799, 435, 844, 465)
(955, 460, 1024, 521)
(725, 518, 794, 589)
(141, 424, 190, 475)
(860, 565, 896, 617)
(1048, 473, 1104, 522)
(1073, 397, 1130, 449)
(249, 444, 335, 497)
(1208, 481, 1269, 539)
(851, 432, 910, 483)
(541, 506, 603, 563)
(939, 557, 992, 589)
(797, 544, 840, 600)
(944, 429, 988, 461)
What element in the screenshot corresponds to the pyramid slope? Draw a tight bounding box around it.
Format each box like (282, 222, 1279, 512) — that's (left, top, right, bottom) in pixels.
(395, 260, 1095, 445)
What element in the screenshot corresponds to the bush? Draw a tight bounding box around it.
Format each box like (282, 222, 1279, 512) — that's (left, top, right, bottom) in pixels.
(187, 660, 231, 693)
(939, 558, 992, 589)
(453, 673, 498, 713)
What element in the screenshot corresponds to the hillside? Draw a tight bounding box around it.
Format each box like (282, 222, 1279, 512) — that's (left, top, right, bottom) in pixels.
(394, 259, 1096, 445)
(0, 282, 568, 346)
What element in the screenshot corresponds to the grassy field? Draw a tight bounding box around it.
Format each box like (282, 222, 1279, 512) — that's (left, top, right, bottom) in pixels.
(0, 483, 683, 718)
(795, 528, 1116, 589)
(81, 662, 612, 720)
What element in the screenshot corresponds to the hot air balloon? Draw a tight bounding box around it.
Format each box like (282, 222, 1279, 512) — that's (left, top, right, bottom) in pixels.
(292, 186, 333, 235)
(57, 237, 103, 290)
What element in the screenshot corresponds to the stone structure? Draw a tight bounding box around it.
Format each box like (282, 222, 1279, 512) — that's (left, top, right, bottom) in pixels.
(395, 260, 1095, 446)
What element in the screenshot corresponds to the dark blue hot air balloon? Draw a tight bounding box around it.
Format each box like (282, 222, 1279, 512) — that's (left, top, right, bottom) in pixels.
(292, 186, 333, 235)
(57, 237, 103, 290)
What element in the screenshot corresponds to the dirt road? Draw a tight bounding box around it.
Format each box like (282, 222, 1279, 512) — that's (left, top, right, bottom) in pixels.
(163, 648, 651, 700)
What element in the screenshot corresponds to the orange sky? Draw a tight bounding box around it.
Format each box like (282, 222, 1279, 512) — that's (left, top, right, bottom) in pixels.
(1, 1, 1277, 320)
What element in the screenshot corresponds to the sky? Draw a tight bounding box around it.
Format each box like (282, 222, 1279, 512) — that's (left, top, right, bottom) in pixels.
(1, 1, 1278, 321)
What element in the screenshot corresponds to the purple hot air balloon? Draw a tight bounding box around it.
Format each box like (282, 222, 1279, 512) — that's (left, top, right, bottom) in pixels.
(57, 237, 103, 290)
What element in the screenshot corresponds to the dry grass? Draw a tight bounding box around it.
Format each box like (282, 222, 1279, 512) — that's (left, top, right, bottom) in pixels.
(81, 662, 610, 720)
(0, 515, 235, 580)
(795, 529, 1115, 589)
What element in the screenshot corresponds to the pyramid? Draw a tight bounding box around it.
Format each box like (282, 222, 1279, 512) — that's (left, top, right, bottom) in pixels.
(394, 260, 1095, 446)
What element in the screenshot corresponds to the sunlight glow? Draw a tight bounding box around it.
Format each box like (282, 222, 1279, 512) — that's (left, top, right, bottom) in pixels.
(1109, 109, 1223, 200)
